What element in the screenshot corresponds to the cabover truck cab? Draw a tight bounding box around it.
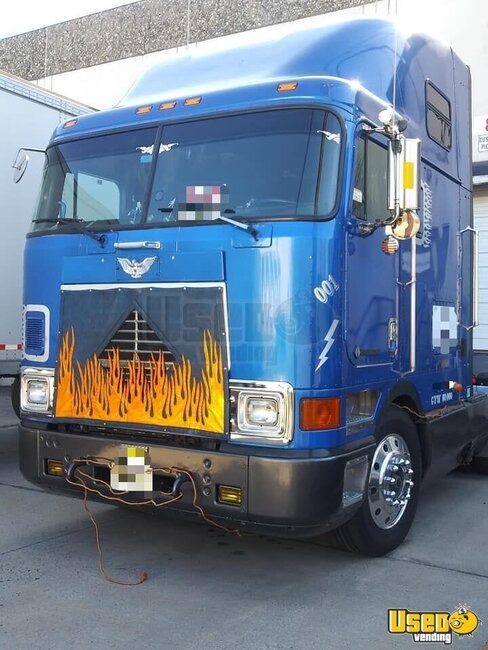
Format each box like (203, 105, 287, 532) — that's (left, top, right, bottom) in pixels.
(18, 18, 488, 555)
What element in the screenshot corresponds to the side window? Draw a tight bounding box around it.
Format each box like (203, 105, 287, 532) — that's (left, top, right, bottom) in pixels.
(426, 81, 452, 150)
(352, 135, 390, 223)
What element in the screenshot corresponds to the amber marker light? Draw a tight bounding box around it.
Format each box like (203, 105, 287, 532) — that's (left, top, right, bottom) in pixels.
(135, 105, 153, 115)
(300, 397, 341, 430)
(217, 485, 242, 506)
(63, 119, 78, 128)
(159, 101, 177, 111)
(46, 459, 65, 477)
(184, 96, 202, 106)
(277, 81, 298, 92)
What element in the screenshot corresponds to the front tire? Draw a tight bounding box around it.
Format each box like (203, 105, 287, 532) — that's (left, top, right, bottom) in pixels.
(333, 407, 422, 556)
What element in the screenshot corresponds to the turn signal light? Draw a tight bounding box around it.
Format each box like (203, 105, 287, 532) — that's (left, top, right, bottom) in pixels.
(217, 485, 242, 506)
(277, 81, 298, 92)
(184, 96, 202, 106)
(159, 101, 177, 110)
(46, 459, 65, 477)
(135, 105, 153, 115)
(63, 119, 77, 128)
(300, 397, 341, 430)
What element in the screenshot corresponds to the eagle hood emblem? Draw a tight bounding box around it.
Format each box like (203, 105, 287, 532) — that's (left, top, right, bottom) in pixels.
(117, 256, 157, 279)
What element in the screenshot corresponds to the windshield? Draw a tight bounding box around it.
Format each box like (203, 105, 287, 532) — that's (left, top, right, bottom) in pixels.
(32, 109, 342, 232)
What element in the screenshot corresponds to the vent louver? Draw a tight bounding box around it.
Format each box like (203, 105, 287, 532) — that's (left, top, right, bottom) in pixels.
(25, 312, 45, 356)
(100, 309, 175, 369)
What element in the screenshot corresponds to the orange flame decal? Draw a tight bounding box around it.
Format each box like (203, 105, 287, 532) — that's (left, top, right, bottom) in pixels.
(55, 328, 225, 433)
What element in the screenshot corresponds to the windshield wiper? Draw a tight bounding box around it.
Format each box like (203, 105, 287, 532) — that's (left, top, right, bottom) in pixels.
(33, 217, 106, 246)
(157, 205, 259, 240)
(216, 212, 259, 240)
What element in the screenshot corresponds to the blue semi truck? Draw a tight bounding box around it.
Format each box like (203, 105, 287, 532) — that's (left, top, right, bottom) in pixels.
(16, 17, 488, 555)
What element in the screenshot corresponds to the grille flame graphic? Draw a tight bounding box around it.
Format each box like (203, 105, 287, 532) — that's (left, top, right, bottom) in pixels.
(55, 328, 225, 433)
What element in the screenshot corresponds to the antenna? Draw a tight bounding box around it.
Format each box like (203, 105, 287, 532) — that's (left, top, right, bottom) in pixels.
(391, 0, 399, 133)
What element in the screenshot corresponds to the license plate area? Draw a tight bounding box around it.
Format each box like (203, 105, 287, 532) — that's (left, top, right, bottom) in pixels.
(109, 448, 154, 492)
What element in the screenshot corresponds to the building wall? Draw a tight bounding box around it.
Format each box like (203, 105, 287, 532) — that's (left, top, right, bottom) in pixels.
(0, 0, 372, 80)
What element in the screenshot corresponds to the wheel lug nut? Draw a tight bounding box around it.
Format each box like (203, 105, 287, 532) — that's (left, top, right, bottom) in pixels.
(389, 464, 399, 472)
(407, 468, 414, 475)
(404, 459, 411, 466)
(383, 477, 396, 484)
(392, 500, 400, 506)
(385, 497, 393, 503)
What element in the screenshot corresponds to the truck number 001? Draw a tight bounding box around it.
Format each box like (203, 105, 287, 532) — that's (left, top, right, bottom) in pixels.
(314, 275, 339, 304)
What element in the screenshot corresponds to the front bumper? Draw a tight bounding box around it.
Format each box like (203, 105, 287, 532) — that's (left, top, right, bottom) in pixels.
(19, 425, 375, 536)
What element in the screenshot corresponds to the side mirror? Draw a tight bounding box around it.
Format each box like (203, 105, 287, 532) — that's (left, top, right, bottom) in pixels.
(388, 137, 421, 212)
(12, 147, 46, 183)
(12, 150, 29, 183)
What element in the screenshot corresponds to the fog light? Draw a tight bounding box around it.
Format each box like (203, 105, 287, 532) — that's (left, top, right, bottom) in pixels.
(46, 459, 65, 477)
(217, 485, 242, 506)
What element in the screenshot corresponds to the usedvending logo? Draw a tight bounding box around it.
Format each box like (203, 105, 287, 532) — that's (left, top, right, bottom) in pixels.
(388, 606, 480, 644)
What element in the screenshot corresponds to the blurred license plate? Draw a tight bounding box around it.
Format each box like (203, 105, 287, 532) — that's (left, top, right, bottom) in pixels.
(110, 447, 153, 492)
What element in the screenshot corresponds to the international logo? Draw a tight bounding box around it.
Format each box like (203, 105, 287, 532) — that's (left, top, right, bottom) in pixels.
(388, 606, 480, 644)
(117, 256, 156, 279)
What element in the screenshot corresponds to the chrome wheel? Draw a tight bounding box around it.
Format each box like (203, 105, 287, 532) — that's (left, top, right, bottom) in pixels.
(368, 433, 414, 530)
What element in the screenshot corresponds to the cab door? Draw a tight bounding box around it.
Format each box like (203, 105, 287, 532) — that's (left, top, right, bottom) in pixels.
(345, 132, 399, 368)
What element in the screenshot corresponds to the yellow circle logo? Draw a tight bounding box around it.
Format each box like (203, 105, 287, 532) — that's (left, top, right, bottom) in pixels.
(448, 608, 479, 636)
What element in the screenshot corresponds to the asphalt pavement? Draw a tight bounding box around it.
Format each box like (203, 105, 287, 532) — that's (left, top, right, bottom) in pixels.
(1, 386, 487, 649)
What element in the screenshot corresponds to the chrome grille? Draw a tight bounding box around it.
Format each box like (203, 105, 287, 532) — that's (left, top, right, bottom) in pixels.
(100, 309, 175, 368)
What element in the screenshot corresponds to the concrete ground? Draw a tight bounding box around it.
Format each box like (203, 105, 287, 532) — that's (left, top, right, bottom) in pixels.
(1, 386, 487, 650)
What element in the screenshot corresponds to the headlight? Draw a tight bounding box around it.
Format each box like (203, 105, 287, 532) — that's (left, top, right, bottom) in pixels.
(231, 381, 293, 445)
(27, 380, 48, 405)
(244, 396, 279, 427)
(21, 369, 54, 413)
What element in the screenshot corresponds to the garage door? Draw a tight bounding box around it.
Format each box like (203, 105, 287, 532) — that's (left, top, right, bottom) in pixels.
(474, 190, 488, 352)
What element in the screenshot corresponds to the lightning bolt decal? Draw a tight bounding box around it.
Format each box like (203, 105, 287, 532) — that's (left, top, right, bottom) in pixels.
(315, 319, 340, 372)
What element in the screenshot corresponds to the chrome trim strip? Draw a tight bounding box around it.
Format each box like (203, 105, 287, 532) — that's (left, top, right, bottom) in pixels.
(60, 282, 225, 290)
(114, 241, 161, 249)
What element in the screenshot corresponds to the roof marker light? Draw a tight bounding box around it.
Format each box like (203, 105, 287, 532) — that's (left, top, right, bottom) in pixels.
(135, 105, 153, 115)
(159, 101, 177, 111)
(184, 97, 202, 106)
(277, 82, 298, 92)
(63, 119, 78, 129)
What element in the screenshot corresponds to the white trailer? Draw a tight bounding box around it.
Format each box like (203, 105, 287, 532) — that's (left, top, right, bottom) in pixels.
(0, 71, 92, 381)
